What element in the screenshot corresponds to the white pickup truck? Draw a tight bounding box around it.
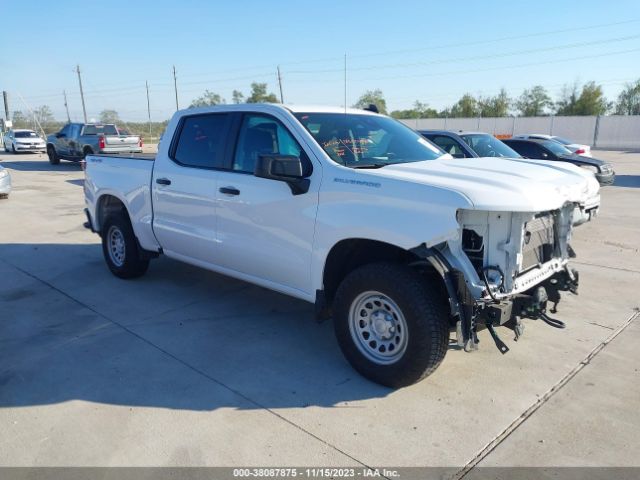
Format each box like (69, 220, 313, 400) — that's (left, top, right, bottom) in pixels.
(84, 104, 600, 387)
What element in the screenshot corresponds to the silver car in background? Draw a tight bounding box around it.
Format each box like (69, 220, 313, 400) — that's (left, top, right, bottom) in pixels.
(3, 129, 47, 153)
(0, 165, 11, 198)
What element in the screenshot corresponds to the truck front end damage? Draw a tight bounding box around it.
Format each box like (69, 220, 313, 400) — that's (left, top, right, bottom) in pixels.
(422, 204, 580, 353)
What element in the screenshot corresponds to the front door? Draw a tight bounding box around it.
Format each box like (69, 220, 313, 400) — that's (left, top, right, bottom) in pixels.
(215, 113, 319, 295)
(55, 124, 72, 156)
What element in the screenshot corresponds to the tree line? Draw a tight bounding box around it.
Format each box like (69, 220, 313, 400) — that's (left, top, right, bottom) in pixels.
(7, 79, 640, 137)
(358, 79, 640, 119)
(7, 82, 279, 136)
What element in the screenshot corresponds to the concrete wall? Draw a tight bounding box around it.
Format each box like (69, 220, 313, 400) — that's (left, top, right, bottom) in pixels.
(400, 115, 640, 149)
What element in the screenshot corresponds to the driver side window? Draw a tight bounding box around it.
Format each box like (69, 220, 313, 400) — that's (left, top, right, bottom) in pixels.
(233, 114, 307, 174)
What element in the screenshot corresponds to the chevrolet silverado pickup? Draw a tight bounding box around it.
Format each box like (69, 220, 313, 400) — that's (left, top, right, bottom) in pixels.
(47, 122, 142, 165)
(83, 104, 600, 387)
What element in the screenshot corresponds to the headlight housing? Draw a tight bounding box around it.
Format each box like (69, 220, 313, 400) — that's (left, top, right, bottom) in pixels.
(599, 163, 613, 174)
(0, 169, 8, 178)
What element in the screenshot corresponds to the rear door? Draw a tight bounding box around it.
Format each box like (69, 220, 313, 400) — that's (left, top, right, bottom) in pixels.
(151, 112, 232, 264)
(67, 124, 82, 157)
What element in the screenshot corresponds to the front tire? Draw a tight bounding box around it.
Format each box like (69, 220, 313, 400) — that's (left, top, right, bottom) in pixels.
(333, 262, 449, 388)
(11, 144, 16, 154)
(101, 214, 149, 279)
(47, 145, 60, 165)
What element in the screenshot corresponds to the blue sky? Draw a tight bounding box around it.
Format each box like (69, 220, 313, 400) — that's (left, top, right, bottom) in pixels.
(3, 0, 640, 122)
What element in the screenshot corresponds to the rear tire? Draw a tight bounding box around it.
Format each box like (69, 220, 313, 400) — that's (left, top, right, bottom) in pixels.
(47, 145, 60, 165)
(83, 147, 93, 159)
(101, 213, 150, 279)
(333, 262, 449, 388)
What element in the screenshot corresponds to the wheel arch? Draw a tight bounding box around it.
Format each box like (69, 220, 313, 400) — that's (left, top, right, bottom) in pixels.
(95, 193, 130, 234)
(320, 239, 419, 313)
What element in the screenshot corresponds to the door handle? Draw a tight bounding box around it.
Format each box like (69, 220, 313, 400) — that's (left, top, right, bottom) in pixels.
(156, 178, 172, 185)
(219, 186, 240, 196)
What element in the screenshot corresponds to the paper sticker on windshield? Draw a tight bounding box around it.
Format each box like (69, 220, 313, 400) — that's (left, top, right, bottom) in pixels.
(418, 137, 442, 154)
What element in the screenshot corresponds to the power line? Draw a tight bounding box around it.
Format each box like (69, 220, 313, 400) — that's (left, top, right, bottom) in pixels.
(21, 18, 639, 99)
(287, 33, 640, 75)
(351, 47, 640, 83)
(344, 18, 640, 60)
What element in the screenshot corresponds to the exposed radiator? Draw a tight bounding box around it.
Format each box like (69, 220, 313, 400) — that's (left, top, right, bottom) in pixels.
(521, 214, 555, 271)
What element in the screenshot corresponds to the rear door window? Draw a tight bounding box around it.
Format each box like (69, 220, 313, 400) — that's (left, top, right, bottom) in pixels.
(172, 114, 230, 169)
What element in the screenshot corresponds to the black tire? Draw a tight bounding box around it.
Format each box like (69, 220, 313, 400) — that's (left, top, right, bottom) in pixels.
(11, 144, 16, 154)
(101, 213, 150, 279)
(47, 145, 60, 165)
(333, 262, 449, 388)
(83, 147, 93, 159)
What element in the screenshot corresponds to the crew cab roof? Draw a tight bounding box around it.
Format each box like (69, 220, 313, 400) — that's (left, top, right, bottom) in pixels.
(176, 103, 378, 117)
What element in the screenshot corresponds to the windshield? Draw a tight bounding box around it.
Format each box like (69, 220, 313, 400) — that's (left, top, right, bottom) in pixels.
(15, 131, 38, 138)
(542, 140, 573, 156)
(294, 112, 446, 168)
(551, 136, 573, 145)
(460, 134, 521, 158)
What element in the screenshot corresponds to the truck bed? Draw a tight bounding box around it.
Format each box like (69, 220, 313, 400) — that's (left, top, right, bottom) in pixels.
(84, 153, 159, 252)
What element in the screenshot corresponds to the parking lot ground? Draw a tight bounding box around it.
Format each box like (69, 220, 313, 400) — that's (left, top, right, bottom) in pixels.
(0, 150, 638, 471)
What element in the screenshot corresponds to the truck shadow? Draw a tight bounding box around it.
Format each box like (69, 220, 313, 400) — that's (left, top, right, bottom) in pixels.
(0, 160, 81, 172)
(0, 243, 460, 412)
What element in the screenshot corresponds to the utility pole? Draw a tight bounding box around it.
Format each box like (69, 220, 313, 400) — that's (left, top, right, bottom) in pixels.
(172, 65, 179, 111)
(76, 65, 88, 123)
(2, 91, 9, 121)
(63, 90, 71, 123)
(145, 81, 152, 137)
(344, 54, 347, 113)
(277, 65, 284, 104)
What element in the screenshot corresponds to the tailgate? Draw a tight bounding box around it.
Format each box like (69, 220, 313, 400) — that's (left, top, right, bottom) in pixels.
(104, 135, 140, 146)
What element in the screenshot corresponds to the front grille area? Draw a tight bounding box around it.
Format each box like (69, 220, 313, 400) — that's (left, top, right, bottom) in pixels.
(521, 214, 556, 271)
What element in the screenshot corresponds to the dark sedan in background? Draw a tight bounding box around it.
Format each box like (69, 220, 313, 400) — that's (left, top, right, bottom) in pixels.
(502, 138, 615, 186)
(419, 130, 522, 159)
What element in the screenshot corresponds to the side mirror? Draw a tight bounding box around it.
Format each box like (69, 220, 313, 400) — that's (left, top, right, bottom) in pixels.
(56, 133, 66, 138)
(254, 154, 310, 195)
(452, 152, 465, 159)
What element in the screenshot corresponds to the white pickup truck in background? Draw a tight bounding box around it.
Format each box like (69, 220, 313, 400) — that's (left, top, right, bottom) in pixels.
(83, 104, 600, 387)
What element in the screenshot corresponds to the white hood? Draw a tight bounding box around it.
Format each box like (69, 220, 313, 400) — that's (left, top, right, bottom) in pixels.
(370, 157, 599, 212)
